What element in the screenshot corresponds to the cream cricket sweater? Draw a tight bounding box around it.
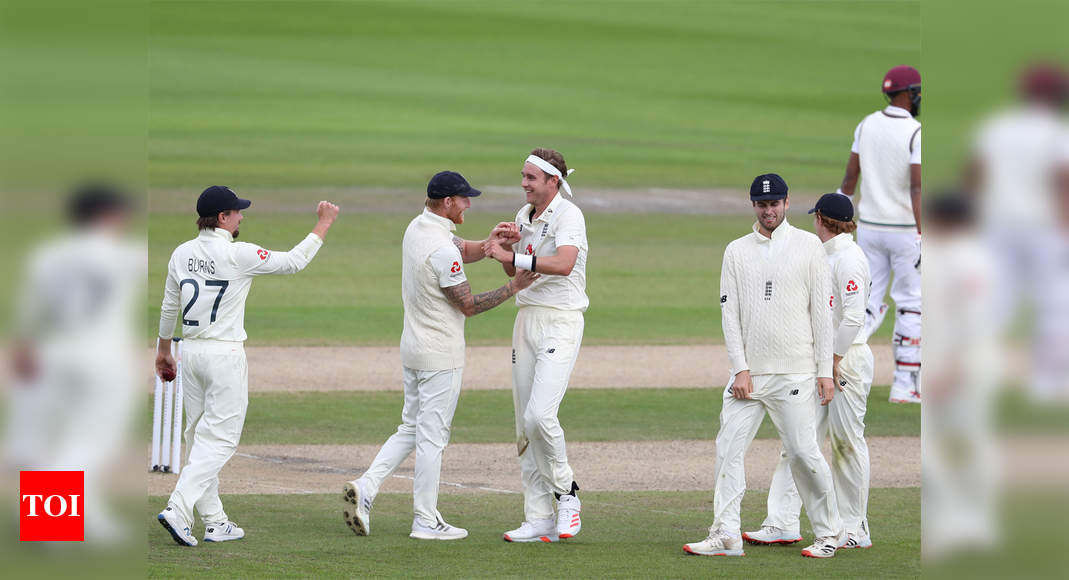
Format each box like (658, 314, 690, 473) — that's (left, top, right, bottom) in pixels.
(719, 221, 834, 378)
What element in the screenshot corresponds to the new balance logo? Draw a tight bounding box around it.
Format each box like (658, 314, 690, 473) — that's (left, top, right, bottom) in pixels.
(790, 389, 799, 395)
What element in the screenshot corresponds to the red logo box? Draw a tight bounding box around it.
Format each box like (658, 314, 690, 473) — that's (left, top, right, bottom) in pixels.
(19, 471, 84, 541)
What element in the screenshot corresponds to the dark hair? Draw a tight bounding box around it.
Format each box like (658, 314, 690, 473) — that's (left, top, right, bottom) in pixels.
(530, 147, 568, 189)
(197, 210, 231, 230)
(815, 212, 857, 235)
(68, 183, 130, 226)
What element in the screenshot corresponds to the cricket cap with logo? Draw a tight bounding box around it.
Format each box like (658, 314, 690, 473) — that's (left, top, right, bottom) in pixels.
(749, 173, 789, 201)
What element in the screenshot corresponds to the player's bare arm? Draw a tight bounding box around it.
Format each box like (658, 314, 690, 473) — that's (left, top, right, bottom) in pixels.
(451, 236, 491, 263)
(482, 242, 578, 276)
(441, 270, 539, 317)
(311, 201, 340, 240)
(840, 153, 861, 195)
(910, 164, 922, 234)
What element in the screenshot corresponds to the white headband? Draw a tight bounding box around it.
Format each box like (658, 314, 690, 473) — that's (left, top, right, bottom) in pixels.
(525, 154, 576, 197)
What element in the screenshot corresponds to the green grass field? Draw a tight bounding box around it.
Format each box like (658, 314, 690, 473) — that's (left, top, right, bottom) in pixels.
(149, 1, 919, 193)
(148, 489, 920, 578)
(170, 386, 916, 445)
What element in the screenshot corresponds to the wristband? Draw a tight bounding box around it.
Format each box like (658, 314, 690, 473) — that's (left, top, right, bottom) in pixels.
(835, 188, 846, 196)
(531, 256, 537, 273)
(513, 253, 534, 271)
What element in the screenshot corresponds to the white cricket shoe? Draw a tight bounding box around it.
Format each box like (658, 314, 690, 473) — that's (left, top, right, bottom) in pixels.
(157, 504, 197, 547)
(801, 536, 840, 558)
(839, 532, 873, 549)
(556, 494, 582, 539)
(409, 516, 468, 540)
(343, 478, 374, 536)
(742, 525, 803, 545)
(683, 528, 745, 556)
(204, 521, 245, 542)
(504, 518, 557, 543)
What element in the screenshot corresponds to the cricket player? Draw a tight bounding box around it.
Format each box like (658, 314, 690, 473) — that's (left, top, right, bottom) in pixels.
(156, 186, 339, 546)
(342, 171, 538, 541)
(684, 173, 844, 559)
(745, 193, 875, 550)
(482, 148, 588, 543)
(838, 65, 923, 404)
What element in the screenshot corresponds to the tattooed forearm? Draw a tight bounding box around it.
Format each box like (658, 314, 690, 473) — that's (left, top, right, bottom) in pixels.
(442, 281, 474, 316)
(472, 281, 515, 314)
(452, 236, 465, 253)
(441, 280, 514, 317)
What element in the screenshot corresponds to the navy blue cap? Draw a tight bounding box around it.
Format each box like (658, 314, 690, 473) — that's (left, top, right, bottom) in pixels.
(427, 171, 481, 199)
(808, 192, 854, 222)
(197, 186, 251, 217)
(750, 173, 789, 201)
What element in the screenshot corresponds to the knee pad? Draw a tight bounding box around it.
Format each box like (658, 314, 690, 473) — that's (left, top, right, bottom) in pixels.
(894, 308, 921, 371)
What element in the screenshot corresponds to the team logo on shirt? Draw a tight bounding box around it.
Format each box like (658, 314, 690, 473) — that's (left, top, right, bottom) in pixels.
(257, 249, 269, 261)
(525, 244, 533, 255)
(450, 261, 461, 274)
(829, 295, 834, 308)
(845, 279, 859, 295)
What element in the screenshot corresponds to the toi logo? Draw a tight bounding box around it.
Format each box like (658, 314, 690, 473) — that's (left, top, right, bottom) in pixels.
(20, 471, 84, 541)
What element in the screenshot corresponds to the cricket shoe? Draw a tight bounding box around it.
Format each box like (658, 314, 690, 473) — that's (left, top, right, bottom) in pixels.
(204, 521, 245, 542)
(342, 478, 374, 536)
(800, 536, 840, 558)
(504, 518, 558, 543)
(838, 532, 872, 549)
(409, 516, 468, 540)
(683, 528, 745, 557)
(742, 525, 803, 545)
(556, 492, 581, 539)
(157, 504, 197, 547)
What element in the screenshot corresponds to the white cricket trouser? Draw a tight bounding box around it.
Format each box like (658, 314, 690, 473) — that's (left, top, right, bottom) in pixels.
(512, 306, 584, 522)
(169, 339, 248, 526)
(761, 345, 875, 537)
(858, 227, 921, 398)
(360, 366, 463, 524)
(711, 372, 843, 538)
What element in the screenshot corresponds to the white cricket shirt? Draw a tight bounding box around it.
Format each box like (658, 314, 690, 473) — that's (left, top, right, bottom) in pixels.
(824, 233, 871, 356)
(852, 105, 922, 230)
(399, 208, 468, 371)
(973, 105, 1066, 231)
(159, 228, 324, 342)
(511, 193, 589, 312)
(719, 221, 833, 378)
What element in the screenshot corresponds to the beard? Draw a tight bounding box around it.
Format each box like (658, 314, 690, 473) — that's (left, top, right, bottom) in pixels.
(232, 228, 239, 239)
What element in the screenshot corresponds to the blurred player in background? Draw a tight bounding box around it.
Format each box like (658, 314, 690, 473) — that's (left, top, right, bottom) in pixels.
(839, 65, 923, 404)
(155, 187, 338, 547)
(922, 192, 1001, 558)
(966, 64, 1069, 402)
(6, 184, 144, 543)
(483, 148, 588, 543)
(342, 171, 537, 541)
(746, 193, 875, 550)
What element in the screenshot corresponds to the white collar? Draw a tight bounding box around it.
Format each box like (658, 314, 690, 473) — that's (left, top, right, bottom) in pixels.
(421, 207, 456, 232)
(522, 192, 565, 225)
(883, 105, 913, 118)
(823, 232, 853, 253)
(199, 228, 234, 242)
(752, 220, 791, 243)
